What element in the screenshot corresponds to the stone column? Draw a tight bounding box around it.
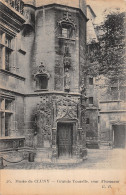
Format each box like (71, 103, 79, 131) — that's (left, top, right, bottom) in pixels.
(52, 128, 58, 159)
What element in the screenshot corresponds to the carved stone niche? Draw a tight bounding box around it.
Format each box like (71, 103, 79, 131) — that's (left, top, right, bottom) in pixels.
(63, 43, 71, 69)
(64, 68, 71, 92)
(63, 56, 71, 69)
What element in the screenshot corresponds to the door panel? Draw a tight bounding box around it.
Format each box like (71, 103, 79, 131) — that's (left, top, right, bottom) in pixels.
(57, 123, 73, 157)
(114, 125, 126, 148)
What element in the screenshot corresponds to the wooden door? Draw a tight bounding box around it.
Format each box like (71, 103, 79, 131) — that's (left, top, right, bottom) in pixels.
(114, 125, 126, 148)
(57, 123, 73, 157)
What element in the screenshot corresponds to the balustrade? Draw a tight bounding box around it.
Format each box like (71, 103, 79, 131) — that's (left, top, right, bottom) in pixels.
(5, 0, 24, 14)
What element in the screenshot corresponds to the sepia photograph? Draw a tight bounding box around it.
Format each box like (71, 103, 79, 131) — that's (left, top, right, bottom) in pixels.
(0, 0, 126, 194)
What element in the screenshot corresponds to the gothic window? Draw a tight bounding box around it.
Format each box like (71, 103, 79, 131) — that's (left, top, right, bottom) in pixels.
(0, 98, 13, 137)
(36, 75, 48, 90)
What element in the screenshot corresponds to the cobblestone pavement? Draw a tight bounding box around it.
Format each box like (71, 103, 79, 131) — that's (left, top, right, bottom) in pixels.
(4, 149, 126, 170)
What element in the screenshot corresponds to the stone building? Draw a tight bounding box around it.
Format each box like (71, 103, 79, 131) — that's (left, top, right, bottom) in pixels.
(0, 0, 88, 163)
(86, 7, 126, 149)
(84, 5, 100, 148)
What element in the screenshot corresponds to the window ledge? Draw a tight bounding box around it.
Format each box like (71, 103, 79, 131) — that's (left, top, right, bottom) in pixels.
(0, 137, 25, 140)
(86, 106, 99, 110)
(57, 37, 76, 41)
(34, 89, 48, 92)
(5, 110, 13, 114)
(100, 100, 122, 103)
(100, 110, 126, 113)
(0, 110, 13, 113)
(0, 69, 25, 81)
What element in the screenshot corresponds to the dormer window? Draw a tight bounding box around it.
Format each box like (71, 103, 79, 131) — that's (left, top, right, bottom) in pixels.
(34, 63, 50, 91)
(58, 12, 76, 40)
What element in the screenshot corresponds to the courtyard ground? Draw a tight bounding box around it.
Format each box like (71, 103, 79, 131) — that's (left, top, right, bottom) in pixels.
(3, 148, 126, 170)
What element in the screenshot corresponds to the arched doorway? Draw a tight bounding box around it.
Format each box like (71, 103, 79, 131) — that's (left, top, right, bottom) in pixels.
(57, 122, 73, 158)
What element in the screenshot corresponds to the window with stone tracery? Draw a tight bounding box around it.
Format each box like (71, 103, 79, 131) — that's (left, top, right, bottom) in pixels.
(61, 26, 74, 39)
(0, 98, 13, 137)
(58, 12, 76, 40)
(0, 31, 13, 71)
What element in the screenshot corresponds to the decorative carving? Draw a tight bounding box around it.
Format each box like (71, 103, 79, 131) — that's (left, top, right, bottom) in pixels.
(64, 68, 70, 92)
(58, 12, 76, 30)
(63, 57, 71, 68)
(34, 62, 50, 79)
(63, 44, 71, 89)
(56, 98, 78, 120)
(36, 101, 52, 140)
(5, 0, 24, 14)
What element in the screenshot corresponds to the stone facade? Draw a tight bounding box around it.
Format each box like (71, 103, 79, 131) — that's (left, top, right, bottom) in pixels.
(96, 77, 126, 148)
(0, 0, 87, 163)
(86, 8, 126, 149)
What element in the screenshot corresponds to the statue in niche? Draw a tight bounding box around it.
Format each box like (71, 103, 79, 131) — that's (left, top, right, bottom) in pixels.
(64, 68, 70, 92)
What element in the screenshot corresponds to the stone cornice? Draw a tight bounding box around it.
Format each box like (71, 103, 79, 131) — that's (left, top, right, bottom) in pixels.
(25, 91, 81, 97)
(0, 88, 81, 97)
(24, 3, 88, 22)
(0, 0, 25, 34)
(0, 0, 25, 20)
(100, 110, 126, 113)
(0, 69, 25, 81)
(100, 100, 122, 103)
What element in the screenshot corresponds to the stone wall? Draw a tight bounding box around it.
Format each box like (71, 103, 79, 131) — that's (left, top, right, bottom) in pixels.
(0, 1, 87, 161)
(24, 94, 82, 147)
